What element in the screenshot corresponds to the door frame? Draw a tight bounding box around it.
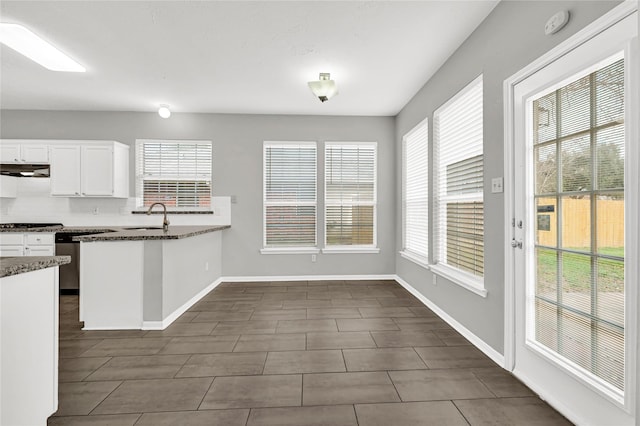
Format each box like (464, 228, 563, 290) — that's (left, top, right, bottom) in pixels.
(503, 0, 639, 421)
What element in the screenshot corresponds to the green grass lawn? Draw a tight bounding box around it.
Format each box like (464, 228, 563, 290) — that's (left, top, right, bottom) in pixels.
(537, 247, 624, 293)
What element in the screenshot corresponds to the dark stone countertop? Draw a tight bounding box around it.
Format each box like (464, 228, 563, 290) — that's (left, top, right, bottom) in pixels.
(0, 225, 230, 241)
(0, 256, 71, 278)
(72, 225, 231, 242)
(0, 225, 65, 233)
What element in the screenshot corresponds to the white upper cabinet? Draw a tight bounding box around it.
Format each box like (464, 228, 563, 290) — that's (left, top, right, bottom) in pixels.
(81, 145, 114, 196)
(49, 141, 129, 198)
(50, 145, 82, 196)
(0, 142, 49, 163)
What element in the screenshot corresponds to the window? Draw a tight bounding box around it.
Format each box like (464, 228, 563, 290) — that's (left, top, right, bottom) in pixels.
(402, 118, 429, 265)
(433, 75, 484, 285)
(263, 142, 317, 250)
(324, 142, 377, 251)
(135, 139, 212, 209)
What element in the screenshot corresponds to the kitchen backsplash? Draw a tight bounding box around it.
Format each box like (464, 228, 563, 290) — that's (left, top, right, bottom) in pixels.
(0, 178, 231, 226)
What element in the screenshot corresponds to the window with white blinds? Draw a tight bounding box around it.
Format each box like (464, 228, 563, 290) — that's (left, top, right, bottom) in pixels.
(135, 140, 212, 209)
(263, 142, 317, 248)
(402, 118, 429, 263)
(434, 75, 484, 280)
(325, 142, 377, 247)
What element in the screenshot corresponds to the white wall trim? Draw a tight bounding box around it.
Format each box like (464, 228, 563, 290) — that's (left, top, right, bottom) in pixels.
(502, 0, 639, 373)
(141, 277, 224, 330)
(393, 275, 505, 367)
(399, 250, 430, 270)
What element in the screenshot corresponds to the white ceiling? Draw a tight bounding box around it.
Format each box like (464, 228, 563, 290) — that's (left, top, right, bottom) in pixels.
(0, 1, 499, 116)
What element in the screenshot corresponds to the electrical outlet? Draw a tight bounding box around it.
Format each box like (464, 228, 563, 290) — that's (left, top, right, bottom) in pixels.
(432, 274, 437, 286)
(491, 177, 504, 193)
(311, 254, 317, 263)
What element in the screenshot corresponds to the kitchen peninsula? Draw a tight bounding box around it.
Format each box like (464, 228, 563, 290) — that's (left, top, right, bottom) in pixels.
(76, 225, 229, 330)
(1, 255, 70, 426)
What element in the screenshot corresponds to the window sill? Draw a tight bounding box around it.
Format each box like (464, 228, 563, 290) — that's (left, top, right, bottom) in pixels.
(260, 247, 320, 255)
(322, 247, 380, 254)
(399, 250, 430, 270)
(430, 263, 487, 297)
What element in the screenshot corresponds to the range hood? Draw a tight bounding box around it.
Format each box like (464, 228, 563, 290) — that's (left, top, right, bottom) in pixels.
(0, 163, 50, 178)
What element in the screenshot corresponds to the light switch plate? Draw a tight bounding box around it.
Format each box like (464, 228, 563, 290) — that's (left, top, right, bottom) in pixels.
(491, 177, 504, 193)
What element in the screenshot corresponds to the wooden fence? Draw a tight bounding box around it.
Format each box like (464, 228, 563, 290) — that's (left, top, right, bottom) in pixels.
(537, 198, 623, 248)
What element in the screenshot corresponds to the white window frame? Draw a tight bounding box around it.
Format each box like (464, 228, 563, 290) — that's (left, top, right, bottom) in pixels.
(401, 117, 430, 269)
(323, 141, 379, 254)
(261, 141, 319, 254)
(432, 75, 486, 297)
(134, 139, 213, 211)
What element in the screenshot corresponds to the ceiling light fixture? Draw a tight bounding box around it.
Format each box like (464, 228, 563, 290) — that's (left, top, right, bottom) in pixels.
(158, 105, 171, 119)
(0, 23, 86, 72)
(308, 73, 338, 103)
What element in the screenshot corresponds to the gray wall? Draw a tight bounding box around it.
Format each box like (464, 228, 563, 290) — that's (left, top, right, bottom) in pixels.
(394, 0, 621, 354)
(0, 111, 396, 277)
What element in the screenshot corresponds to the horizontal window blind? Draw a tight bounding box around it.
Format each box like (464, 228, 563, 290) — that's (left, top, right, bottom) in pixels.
(403, 119, 429, 261)
(434, 75, 484, 277)
(532, 56, 625, 391)
(136, 140, 212, 208)
(264, 142, 317, 247)
(325, 142, 377, 247)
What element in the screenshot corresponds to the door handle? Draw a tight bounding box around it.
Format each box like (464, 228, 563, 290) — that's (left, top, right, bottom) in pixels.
(511, 239, 523, 249)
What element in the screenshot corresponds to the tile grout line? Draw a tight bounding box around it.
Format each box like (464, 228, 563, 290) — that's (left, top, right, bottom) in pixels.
(451, 399, 473, 426)
(195, 376, 217, 411)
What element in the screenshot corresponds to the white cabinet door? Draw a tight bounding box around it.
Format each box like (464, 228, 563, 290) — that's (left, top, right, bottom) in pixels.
(50, 146, 82, 196)
(22, 144, 49, 163)
(0, 144, 21, 163)
(81, 145, 114, 196)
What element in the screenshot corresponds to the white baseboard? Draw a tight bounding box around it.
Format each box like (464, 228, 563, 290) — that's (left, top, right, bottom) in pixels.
(394, 275, 506, 368)
(220, 274, 397, 282)
(141, 277, 224, 330)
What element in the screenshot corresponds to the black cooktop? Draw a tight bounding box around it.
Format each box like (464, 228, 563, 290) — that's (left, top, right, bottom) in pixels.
(0, 223, 64, 229)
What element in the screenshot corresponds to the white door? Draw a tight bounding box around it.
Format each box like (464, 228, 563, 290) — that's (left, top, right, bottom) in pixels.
(512, 11, 637, 426)
(50, 145, 81, 196)
(81, 145, 113, 196)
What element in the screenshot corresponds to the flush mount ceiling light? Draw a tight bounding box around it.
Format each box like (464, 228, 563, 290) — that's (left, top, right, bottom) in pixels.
(158, 105, 171, 119)
(0, 23, 86, 72)
(308, 73, 338, 103)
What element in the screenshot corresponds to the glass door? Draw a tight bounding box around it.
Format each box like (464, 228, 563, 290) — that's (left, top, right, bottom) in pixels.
(512, 11, 636, 425)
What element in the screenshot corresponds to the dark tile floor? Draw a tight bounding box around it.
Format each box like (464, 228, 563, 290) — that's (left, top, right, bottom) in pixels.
(50, 280, 572, 425)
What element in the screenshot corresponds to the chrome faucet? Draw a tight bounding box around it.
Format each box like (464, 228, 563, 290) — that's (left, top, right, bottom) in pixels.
(147, 202, 170, 232)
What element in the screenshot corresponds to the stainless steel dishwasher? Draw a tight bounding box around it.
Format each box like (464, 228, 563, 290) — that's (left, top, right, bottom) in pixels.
(55, 231, 108, 294)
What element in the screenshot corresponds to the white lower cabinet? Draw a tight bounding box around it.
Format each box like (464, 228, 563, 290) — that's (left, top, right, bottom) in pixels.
(0, 267, 59, 426)
(0, 233, 55, 257)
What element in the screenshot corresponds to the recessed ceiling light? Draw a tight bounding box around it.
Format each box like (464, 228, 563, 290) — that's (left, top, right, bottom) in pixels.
(0, 23, 86, 72)
(158, 105, 171, 119)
